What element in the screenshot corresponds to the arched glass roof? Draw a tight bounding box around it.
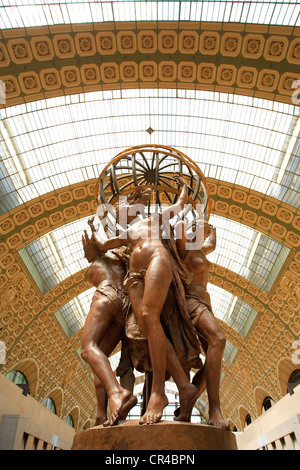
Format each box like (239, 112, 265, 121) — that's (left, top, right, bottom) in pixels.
(1, 0, 299, 29)
(1, 89, 299, 214)
(18, 212, 290, 296)
(1, 0, 299, 391)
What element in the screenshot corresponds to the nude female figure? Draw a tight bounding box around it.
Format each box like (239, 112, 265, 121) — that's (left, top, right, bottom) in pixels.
(81, 218, 137, 427)
(92, 176, 198, 425)
(175, 219, 229, 430)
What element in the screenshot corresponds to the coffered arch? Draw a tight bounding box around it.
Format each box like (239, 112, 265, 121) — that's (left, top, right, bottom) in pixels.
(1, 22, 300, 107)
(1, 1, 299, 430)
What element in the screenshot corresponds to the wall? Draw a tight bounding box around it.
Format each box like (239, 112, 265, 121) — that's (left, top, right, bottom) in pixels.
(1, 371, 300, 451)
(236, 384, 300, 450)
(0, 373, 75, 450)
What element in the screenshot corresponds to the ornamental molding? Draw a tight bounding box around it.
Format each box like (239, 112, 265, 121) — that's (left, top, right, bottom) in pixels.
(1, 23, 299, 107)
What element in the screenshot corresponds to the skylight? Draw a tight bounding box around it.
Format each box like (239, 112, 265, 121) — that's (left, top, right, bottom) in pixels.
(1, 89, 299, 216)
(208, 283, 258, 336)
(208, 214, 290, 292)
(55, 288, 95, 337)
(19, 217, 91, 293)
(1, 1, 299, 29)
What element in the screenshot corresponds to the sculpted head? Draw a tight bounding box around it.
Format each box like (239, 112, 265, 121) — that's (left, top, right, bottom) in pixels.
(194, 219, 211, 239)
(116, 186, 153, 224)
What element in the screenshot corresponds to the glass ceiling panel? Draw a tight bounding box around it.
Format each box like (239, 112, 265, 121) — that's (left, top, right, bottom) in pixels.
(208, 283, 257, 336)
(18, 210, 282, 339)
(208, 214, 290, 292)
(222, 340, 238, 365)
(1, 89, 299, 216)
(0, 1, 299, 29)
(56, 287, 94, 337)
(19, 217, 91, 293)
(20, 211, 290, 294)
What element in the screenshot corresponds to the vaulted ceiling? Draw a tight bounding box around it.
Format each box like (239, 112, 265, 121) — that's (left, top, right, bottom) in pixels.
(0, 1, 299, 430)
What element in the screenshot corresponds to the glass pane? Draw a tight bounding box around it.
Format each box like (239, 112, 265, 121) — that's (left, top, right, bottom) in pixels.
(1, 90, 298, 215)
(1, 1, 299, 29)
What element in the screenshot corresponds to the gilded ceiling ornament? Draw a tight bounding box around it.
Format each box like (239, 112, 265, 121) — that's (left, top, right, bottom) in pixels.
(181, 65, 194, 79)
(283, 76, 297, 91)
(264, 74, 274, 87)
(291, 42, 300, 59)
(182, 35, 195, 49)
(142, 64, 155, 78)
(45, 72, 58, 86)
(277, 208, 293, 224)
(241, 70, 254, 84)
(123, 65, 135, 78)
(161, 34, 174, 49)
(225, 37, 238, 52)
(3, 79, 15, 94)
(220, 68, 233, 82)
(84, 68, 97, 81)
(99, 35, 113, 51)
(120, 35, 134, 49)
(12, 43, 28, 59)
(200, 67, 213, 80)
(246, 39, 261, 55)
(269, 41, 284, 57)
(34, 41, 50, 57)
(120, 62, 138, 81)
(57, 39, 72, 54)
(204, 36, 216, 51)
(247, 196, 262, 209)
(23, 75, 37, 89)
(64, 69, 77, 83)
(78, 37, 92, 53)
(262, 201, 277, 215)
(257, 216, 272, 231)
(103, 66, 116, 79)
(161, 64, 174, 78)
(0, 44, 6, 61)
(141, 35, 154, 49)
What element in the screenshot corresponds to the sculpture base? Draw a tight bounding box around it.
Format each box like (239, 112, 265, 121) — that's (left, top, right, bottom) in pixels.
(72, 419, 237, 451)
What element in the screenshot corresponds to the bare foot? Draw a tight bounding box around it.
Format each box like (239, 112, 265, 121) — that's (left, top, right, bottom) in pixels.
(208, 410, 230, 430)
(139, 393, 168, 425)
(173, 383, 198, 422)
(94, 415, 107, 426)
(119, 394, 138, 420)
(103, 390, 135, 427)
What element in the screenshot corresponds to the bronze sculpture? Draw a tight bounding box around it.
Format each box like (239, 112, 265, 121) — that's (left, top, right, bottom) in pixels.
(80, 141, 229, 430)
(80, 218, 137, 426)
(90, 175, 201, 425)
(175, 218, 229, 430)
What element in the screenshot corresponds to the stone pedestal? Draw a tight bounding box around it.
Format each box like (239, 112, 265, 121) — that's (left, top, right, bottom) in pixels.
(72, 419, 237, 451)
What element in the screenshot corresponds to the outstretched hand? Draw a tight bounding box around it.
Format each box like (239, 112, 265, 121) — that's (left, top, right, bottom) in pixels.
(82, 228, 97, 260)
(88, 216, 96, 232)
(173, 172, 186, 186)
(82, 229, 91, 246)
(82, 218, 107, 260)
(87, 217, 104, 245)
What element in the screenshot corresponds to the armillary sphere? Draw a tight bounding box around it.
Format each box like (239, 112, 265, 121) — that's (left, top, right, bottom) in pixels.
(95, 144, 211, 237)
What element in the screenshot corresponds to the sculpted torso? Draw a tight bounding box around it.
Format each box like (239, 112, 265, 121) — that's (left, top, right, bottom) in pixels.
(85, 252, 126, 289)
(126, 213, 168, 272)
(184, 248, 212, 307)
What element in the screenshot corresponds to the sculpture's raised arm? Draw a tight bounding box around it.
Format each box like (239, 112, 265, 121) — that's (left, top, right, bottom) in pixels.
(160, 173, 188, 223)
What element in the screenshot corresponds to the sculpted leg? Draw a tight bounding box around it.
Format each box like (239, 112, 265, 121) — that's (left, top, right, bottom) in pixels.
(130, 256, 173, 425)
(194, 309, 229, 430)
(165, 339, 198, 423)
(94, 375, 108, 425)
(81, 296, 136, 427)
